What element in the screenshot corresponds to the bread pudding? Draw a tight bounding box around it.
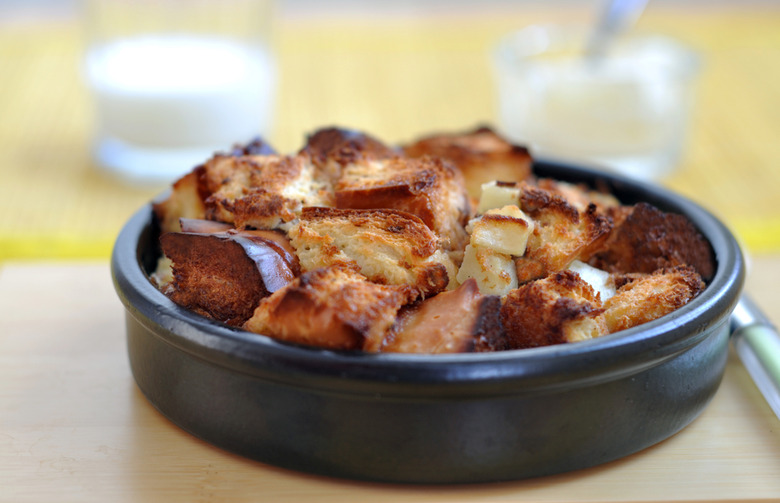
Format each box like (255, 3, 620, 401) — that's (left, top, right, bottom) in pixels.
(151, 126, 714, 353)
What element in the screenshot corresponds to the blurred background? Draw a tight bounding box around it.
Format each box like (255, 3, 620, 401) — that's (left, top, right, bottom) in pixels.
(1, 0, 779, 261)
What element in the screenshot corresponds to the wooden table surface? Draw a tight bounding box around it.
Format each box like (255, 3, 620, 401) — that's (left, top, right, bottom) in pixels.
(2, 2, 780, 501)
(0, 260, 778, 502)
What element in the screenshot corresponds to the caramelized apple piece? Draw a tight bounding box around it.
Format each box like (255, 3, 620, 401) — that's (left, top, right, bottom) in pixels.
(379, 279, 504, 353)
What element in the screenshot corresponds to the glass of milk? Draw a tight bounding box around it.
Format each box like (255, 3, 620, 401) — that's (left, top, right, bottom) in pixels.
(83, 0, 277, 185)
(493, 24, 699, 181)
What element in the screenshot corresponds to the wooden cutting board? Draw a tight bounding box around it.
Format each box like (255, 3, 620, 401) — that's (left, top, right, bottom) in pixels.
(0, 260, 778, 502)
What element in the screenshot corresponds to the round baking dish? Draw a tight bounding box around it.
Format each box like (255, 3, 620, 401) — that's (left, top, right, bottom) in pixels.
(112, 160, 745, 484)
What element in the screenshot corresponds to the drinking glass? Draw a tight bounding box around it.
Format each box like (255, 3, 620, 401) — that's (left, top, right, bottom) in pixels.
(493, 24, 699, 181)
(83, 0, 277, 185)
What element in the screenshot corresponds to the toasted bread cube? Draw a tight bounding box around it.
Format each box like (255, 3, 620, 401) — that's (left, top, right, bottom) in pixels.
(456, 244, 517, 296)
(500, 270, 608, 349)
(200, 153, 333, 230)
(403, 126, 533, 200)
(536, 178, 621, 213)
(603, 266, 705, 333)
(476, 181, 522, 214)
(152, 139, 280, 233)
(469, 205, 534, 257)
(514, 183, 612, 284)
(152, 218, 297, 293)
(335, 156, 471, 253)
(379, 279, 497, 353)
(300, 127, 399, 181)
(589, 202, 716, 282)
(244, 266, 414, 351)
(152, 170, 207, 233)
(289, 207, 453, 297)
(160, 229, 299, 326)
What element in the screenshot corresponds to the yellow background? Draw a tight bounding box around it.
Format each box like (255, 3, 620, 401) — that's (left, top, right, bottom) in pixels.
(1, 4, 779, 260)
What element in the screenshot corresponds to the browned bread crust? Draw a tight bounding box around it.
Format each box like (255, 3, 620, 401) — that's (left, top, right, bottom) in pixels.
(160, 229, 298, 326)
(151, 127, 714, 354)
(603, 266, 705, 333)
(514, 183, 613, 284)
(244, 265, 415, 351)
(500, 270, 607, 349)
(153, 170, 208, 233)
(589, 202, 715, 281)
(535, 178, 622, 213)
(288, 207, 452, 297)
(403, 126, 533, 200)
(199, 154, 334, 229)
(300, 127, 399, 181)
(335, 156, 471, 252)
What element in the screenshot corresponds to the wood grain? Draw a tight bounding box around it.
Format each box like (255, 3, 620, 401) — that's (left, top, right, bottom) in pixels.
(0, 260, 778, 502)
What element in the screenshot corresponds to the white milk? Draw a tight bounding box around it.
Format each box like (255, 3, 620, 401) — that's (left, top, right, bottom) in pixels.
(85, 35, 275, 184)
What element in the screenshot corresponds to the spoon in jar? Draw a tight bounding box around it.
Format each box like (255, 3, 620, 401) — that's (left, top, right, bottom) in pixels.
(586, 0, 649, 62)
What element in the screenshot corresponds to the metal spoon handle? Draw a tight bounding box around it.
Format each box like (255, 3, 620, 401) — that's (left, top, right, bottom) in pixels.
(730, 295, 780, 420)
(587, 0, 650, 59)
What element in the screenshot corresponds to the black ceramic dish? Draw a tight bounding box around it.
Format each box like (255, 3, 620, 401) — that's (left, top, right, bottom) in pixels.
(112, 161, 745, 484)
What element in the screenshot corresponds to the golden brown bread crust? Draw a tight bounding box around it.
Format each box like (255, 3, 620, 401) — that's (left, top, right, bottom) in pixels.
(151, 127, 714, 353)
(514, 183, 613, 284)
(300, 127, 399, 181)
(244, 265, 415, 351)
(288, 207, 452, 297)
(471, 295, 509, 352)
(200, 154, 334, 229)
(161, 229, 298, 326)
(335, 156, 472, 253)
(153, 170, 208, 233)
(403, 126, 533, 200)
(603, 266, 705, 333)
(500, 270, 608, 349)
(535, 178, 621, 213)
(589, 202, 716, 281)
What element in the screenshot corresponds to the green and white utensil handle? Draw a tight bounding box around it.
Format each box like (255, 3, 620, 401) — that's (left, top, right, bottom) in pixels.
(730, 295, 780, 419)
